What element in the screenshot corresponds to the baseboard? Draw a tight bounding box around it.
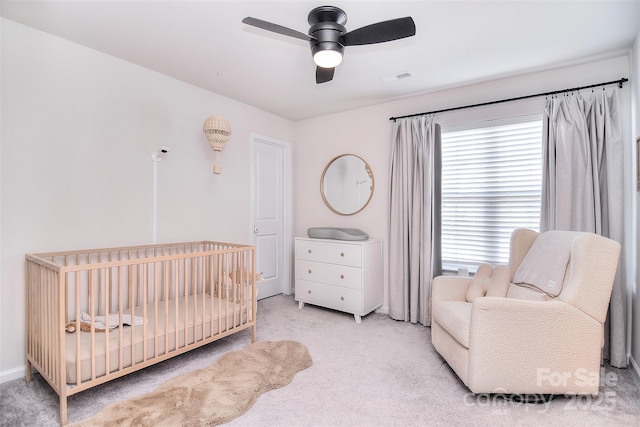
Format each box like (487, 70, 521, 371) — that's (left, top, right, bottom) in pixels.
(0, 365, 25, 384)
(629, 354, 640, 381)
(375, 305, 389, 315)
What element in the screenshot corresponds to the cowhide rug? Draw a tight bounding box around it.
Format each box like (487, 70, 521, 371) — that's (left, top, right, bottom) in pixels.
(72, 340, 312, 426)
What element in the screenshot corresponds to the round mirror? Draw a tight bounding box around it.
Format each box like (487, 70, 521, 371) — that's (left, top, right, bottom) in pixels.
(321, 154, 374, 215)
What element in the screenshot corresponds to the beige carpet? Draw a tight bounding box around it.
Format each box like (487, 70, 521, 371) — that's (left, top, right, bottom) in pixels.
(71, 340, 312, 427)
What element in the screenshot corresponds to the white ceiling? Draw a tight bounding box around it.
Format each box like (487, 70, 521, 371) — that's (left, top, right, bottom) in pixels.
(2, 1, 640, 121)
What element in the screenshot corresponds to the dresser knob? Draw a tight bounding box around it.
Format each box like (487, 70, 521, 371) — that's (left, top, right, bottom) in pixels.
(308, 269, 312, 274)
(340, 252, 344, 257)
(308, 290, 312, 294)
(308, 249, 312, 253)
(341, 296, 344, 301)
(340, 275, 344, 279)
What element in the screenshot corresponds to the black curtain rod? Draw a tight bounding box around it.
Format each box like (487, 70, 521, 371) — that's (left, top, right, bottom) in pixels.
(389, 77, 628, 122)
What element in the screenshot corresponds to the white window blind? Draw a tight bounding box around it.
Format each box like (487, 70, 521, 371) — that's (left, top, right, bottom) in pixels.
(441, 116, 542, 272)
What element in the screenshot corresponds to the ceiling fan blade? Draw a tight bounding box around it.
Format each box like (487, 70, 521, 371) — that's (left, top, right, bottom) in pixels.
(340, 17, 416, 46)
(242, 17, 313, 42)
(316, 66, 335, 84)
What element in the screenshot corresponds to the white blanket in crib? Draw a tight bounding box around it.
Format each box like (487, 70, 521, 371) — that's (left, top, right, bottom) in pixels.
(80, 312, 146, 330)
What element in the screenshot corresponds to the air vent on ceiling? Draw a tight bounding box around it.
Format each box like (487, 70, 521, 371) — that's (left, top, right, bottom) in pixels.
(379, 71, 414, 83)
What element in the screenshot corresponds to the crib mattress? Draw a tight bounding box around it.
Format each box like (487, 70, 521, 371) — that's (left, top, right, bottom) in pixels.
(65, 294, 251, 384)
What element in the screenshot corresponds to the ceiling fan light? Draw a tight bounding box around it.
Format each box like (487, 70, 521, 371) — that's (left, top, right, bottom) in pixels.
(313, 49, 342, 68)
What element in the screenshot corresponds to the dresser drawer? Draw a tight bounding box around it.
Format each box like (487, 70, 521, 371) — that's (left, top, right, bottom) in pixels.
(295, 279, 361, 314)
(295, 260, 362, 290)
(295, 239, 361, 267)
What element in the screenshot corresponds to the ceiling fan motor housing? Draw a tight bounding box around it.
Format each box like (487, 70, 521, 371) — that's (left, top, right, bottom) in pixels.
(309, 22, 345, 61)
(308, 6, 347, 63)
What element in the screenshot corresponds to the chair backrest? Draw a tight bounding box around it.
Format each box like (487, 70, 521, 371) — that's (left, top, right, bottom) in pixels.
(508, 228, 621, 323)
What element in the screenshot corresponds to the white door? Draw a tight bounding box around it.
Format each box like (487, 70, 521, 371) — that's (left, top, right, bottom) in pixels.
(251, 135, 291, 299)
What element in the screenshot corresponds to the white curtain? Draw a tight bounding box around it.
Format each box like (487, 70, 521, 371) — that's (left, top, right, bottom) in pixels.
(388, 115, 441, 325)
(540, 88, 627, 368)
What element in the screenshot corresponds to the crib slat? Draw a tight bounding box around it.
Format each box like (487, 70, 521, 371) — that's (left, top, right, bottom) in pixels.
(129, 263, 135, 368)
(153, 261, 159, 359)
(58, 270, 68, 426)
(252, 247, 258, 341)
(89, 270, 96, 381)
(75, 271, 81, 388)
(104, 267, 111, 376)
(118, 264, 124, 371)
(142, 263, 147, 362)
(164, 260, 170, 356)
(183, 257, 188, 348)
(217, 255, 223, 334)
(209, 254, 215, 338)
(174, 259, 179, 351)
(200, 256, 206, 340)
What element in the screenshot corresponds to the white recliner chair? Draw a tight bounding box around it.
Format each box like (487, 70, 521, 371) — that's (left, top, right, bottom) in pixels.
(431, 228, 620, 396)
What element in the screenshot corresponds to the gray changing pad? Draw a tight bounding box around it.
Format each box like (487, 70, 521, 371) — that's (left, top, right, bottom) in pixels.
(307, 227, 369, 241)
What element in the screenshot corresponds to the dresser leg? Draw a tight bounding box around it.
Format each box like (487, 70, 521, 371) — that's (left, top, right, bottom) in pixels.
(354, 314, 361, 324)
(298, 301, 305, 309)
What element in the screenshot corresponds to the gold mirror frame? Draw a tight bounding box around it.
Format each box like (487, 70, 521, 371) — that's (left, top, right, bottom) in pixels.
(320, 154, 375, 215)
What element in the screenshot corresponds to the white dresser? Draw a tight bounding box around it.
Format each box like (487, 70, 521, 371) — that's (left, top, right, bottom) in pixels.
(294, 237, 382, 323)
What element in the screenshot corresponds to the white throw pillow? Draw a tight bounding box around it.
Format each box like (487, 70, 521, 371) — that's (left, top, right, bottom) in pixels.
(465, 264, 510, 302)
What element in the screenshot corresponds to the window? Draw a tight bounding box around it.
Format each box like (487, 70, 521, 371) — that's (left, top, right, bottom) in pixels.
(441, 116, 542, 273)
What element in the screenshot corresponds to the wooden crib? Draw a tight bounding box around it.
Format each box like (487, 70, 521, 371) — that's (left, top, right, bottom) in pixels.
(25, 241, 257, 426)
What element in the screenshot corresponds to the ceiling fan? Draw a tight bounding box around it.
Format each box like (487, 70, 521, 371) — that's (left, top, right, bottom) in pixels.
(242, 5, 416, 84)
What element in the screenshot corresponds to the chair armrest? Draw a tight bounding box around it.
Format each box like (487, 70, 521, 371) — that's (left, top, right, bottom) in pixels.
(431, 276, 471, 302)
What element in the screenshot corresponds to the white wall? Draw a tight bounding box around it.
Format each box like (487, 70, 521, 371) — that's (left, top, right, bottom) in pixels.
(294, 55, 633, 319)
(630, 29, 640, 376)
(0, 19, 295, 381)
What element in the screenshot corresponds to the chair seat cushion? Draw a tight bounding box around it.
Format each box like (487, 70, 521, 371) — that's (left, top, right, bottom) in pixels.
(432, 301, 472, 348)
